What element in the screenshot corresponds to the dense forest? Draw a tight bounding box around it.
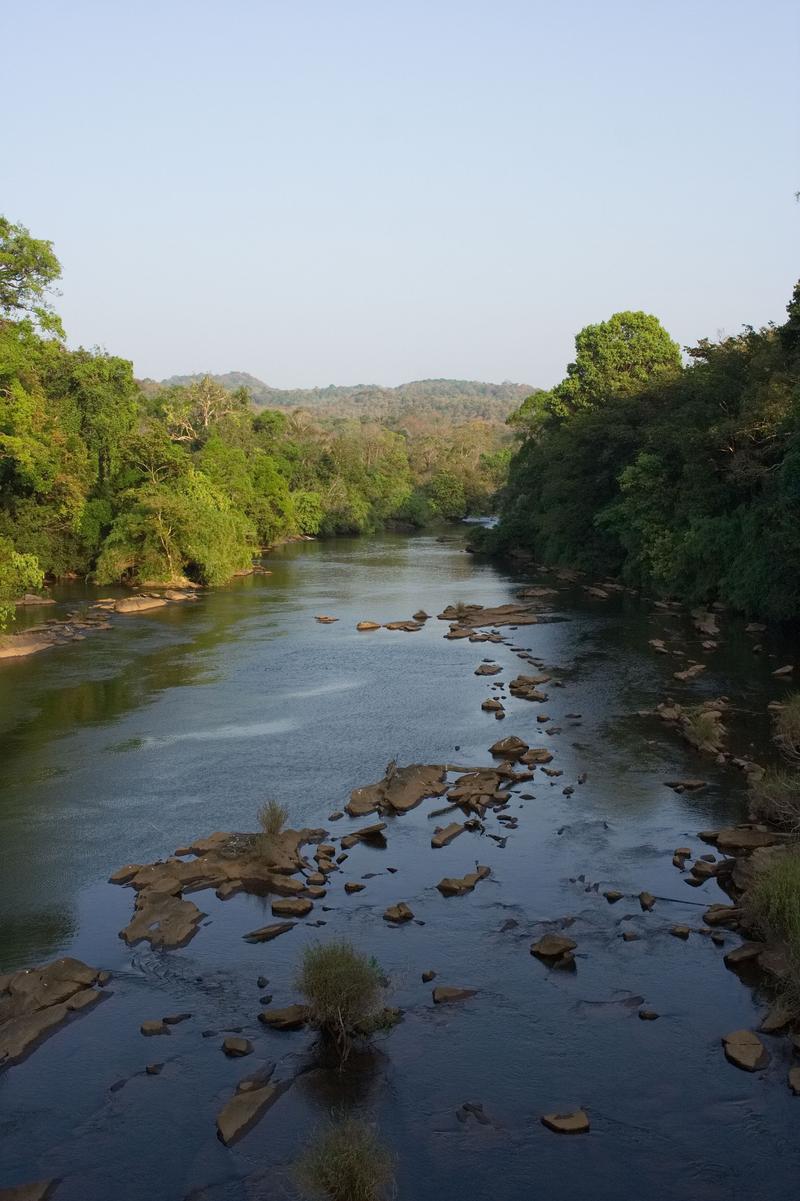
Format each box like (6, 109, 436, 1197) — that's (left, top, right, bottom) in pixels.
(150, 373, 532, 423)
(479, 287, 800, 621)
(0, 218, 514, 624)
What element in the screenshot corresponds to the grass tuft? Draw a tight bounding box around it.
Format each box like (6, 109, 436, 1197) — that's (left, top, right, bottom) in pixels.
(296, 941, 384, 1063)
(775, 694, 800, 763)
(749, 767, 800, 832)
(256, 798, 289, 860)
(747, 851, 800, 1012)
(683, 707, 723, 751)
(294, 1117, 394, 1201)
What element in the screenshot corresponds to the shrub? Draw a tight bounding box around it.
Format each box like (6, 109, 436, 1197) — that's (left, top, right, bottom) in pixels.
(749, 767, 800, 832)
(294, 1117, 394, 1201)
(296, 941, 384, 1063)
(747, 851, 800, 1010)
(256, 799, 289, 860)
(682, 708, 723, 752)
(775, 694, 800, 764)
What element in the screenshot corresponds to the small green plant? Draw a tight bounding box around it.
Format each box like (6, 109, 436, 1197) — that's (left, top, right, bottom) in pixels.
(296, 941, 384, 1063)
(775, 694, 800, 763)
(256, 798, 289, 860)
(747, 851, 800, 1011)
(749, 767, 800, 832)
(683, 707, 723, 752)
(294, 1117, 394, 1201)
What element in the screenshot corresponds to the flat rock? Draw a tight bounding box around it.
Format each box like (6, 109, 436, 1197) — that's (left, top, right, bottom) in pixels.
(120, 891, 205, 949)
(437, 866, 490, 897)
(432, 986, 477, 1004)
(216, 1079, 290, 1145)
(0, 1183, 60, 1201)
(242, 921, 295, 944)
(356, 621, 381, 631)
(140, 1020, 169, 1036)
(115, 596, 167, 613)
(340, 822, 388, 850)
(724, 941, 764, 968)
(722, 1029, 769, 1072)
(431, 822, 466, 849)
(271, 897, 312, 918)
(789, 1067, 800, 1095)
(384, 902, 414, 923)
(344, 882, 365, 894)
(670, 926, 691, 940)
(541, 1109, 589, 1134)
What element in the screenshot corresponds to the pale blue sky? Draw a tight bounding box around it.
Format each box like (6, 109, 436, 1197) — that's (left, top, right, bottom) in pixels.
(5, 0, 798, 387)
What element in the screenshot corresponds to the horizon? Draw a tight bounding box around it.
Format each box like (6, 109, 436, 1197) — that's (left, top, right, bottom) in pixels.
(5, 0, 797, 389)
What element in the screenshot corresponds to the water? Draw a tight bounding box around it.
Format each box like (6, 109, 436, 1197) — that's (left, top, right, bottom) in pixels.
(1, 533, 798, 1200)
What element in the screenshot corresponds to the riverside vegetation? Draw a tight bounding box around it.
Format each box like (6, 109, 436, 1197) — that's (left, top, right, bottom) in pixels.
(0, 216, 515, 626)
(475, 283, 800, 623)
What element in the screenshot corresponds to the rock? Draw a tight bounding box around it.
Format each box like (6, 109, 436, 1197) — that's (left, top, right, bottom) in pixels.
(639, 892, 656, 912)
(384, 902, 414, 923)
(437, 602, 539, 629)
(145, 1062, 163, 1075)
(703, 904, 742, 928)
(509, 676, 549, 702)
(340, 821, 388, 849)
(475, 663, 502, 676)
(432, 986, 477, 1004)
(481, 698, 504, 712)
(16, 593, 56, 607)
(760, 1002, 793, 1033)
(383, 620, 423, 632)
(638, 1010, 659, 1021)
(431, 822, 466, 849)
(704, 826, 788, 853)
(622, 931, 639, 942)
(489, 736, 529, 760)
(413, 610, 431, 620)
(141, 1020, 169, 1036)
(315, 615, 338, 623)
(436, 866, 491, 897)
(0, 1182, 59, 1201)
(216, 1079, 290, 1145)
(163, 1012, 191, 1025)
(114, 596, 168, 613)
(271, 897, 312, 918)
(724, 941, 764, 968)
(344, 882, 365, 894)
(670, 926, 691, 940)
(531, 934, 577, 961)
(347, 764, 449, 817)
(773, 664, 794, 676)
(242, 921, 295, 944)
(519, 747, 553, 765)
(665, 779, 706, 792)
(258, 1005, 306, 1031)
(222, 1036, 253, 1057)
(722, 1029, 769, 1071)
(789, 1067, 800, 1095)
(541, 1109, 589, 1134)
(422, 970, 436, 982)
(603, 890, 623, 903)
(356, 621, 381, 631)
(120, 891, 205, 949)
(674, 664, 706, 681)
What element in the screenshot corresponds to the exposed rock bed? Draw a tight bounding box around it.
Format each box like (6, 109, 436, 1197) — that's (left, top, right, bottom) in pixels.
(0, 957, 108, 1068)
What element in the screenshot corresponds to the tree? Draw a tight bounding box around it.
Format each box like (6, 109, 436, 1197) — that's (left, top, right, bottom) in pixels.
(0, 216, 63, 335)
(0, 537, 43, 628)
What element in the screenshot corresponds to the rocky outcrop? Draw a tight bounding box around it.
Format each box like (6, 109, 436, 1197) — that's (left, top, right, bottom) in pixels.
(114, 596, 168, 614)
(437, 602, 539, 628)
(347, 764, 448, 817)
(120, 891, 205, 949)
(0, 958, 107, 1069)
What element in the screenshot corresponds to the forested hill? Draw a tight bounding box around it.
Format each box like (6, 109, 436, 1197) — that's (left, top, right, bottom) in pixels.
(149, 374, 534, 422)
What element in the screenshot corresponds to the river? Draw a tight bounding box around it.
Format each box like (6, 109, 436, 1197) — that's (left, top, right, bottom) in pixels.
(1, 533, 798, 1200)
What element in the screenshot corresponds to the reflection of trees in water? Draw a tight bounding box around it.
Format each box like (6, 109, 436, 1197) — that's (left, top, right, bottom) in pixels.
(0, 907, 76, 973)
(296, 1043, 389, 1112)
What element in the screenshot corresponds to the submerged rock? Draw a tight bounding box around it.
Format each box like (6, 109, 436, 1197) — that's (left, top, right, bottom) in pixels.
(258, 1005, 306, 1031)
(531, 934, 577, 963)
(242, 921, 295, 944)
(541, 1108, 589, 1134)
(216, 1079, 291, 1145)
(436, 866, 490, 897)
(384, 902, 414, 923)
(432, 986, 477, 1004)
(431, 822, 466, 849)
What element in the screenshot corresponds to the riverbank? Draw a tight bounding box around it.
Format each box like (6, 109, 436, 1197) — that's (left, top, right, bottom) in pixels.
(1, 534, 799, 1201)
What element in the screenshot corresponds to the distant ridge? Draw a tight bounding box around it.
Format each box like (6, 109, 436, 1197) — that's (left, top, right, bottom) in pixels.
(150, 372, 536, 422)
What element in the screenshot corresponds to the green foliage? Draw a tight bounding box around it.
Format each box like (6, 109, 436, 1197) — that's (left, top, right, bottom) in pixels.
(296, 941, 385, 1063)
(492, 286, 800, 620)
(749, 767, 800, 832)
(294, 1117, 394, 1201)
(0, 537, 43, 628)
(0, 215, 63, 335)
(747, 852, 800, 1010)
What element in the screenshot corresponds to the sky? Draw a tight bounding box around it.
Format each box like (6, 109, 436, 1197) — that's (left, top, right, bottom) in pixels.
(4, 0, 798, 388)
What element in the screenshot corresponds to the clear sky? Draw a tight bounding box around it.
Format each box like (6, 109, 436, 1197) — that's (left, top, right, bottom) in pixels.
(5, 0, 798, 388)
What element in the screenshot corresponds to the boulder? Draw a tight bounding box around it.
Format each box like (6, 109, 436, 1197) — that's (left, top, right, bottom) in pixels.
(0, 1183, 59, 1201)
(258, 1005, 306, 1031)
(531, 934, 577, 962)
(670, 926, 691, 940)
(475, 663, 502, 676)
(222, 1036, 253, 1057)
(722, 1029, 769, 1072)
(340, 822, 388, 850)
(489, 736, 528, 760)
(541, 1109, 589, 1134)
(120, 891, 205, 949)
(344, 882, 365, 895)
(114, 596, 168, 613)
(216, 1079, 290, 1145)
(140, 1020, 169, 1036)
(639, 892, 656, 912)
(356, 621, 381, 631)
(432, 986, 477, 1004)
(384, 902, 414, 923)
(413, 610, 431, 621)
(431, 822, 465, 849)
